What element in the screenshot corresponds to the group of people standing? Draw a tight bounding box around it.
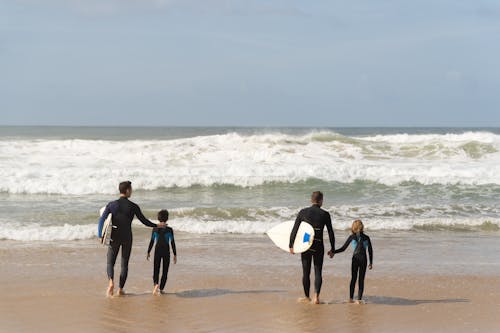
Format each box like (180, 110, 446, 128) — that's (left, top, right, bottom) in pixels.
(98, 182, 373, 303)
(98, 181, 177, 297)
(289, 191, 374, 304)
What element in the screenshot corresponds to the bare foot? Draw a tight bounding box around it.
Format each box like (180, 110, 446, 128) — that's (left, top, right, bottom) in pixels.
(106, 281, 114, 297)
(355, 299, 365, 304)
(297, 297, 311, 303)
(153, 285, 160, 296)
(313, 297, 321, 305)
(117, 288, 126, 296)
(348, 299, 355, 303)
(160, 290, 166, 295)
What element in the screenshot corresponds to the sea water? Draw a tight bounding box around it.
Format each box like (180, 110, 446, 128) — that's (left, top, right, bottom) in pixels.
(0, 126, 499, 242)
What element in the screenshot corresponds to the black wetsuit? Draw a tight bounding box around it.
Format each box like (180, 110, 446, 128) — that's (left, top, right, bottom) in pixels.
(289, 205, 335, 298)
(335, 233, 373, 300)
(148, 226, 176, 291)
(98, 197, 157, 289)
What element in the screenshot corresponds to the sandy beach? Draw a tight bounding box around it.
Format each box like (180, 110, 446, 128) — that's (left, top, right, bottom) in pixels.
(1, 232, 499, 333)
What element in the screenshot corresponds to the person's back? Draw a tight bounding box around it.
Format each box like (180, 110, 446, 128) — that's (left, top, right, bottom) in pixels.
(351, 232, 371, 259)
(152, 226, 174, 252)
(103, 197, 154, 242)
(295, 205, 333, 249)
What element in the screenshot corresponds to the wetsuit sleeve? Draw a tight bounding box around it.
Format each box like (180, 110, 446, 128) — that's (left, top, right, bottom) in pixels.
(170, 229, 177, 256)
(147, 230, 156, 254)
(97, 205, 111, 238)
(334, 235, 353, 254)
(367, 235, 373, 265)
(289, 210, 303, 249)
(325, 212, 335, 252)
(133, 204, 157, 228)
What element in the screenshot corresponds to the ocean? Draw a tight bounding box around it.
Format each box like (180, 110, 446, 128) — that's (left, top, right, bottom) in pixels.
(1, 126, 499, 243)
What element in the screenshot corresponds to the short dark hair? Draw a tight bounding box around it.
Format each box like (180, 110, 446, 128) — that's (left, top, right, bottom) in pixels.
(119, 181, 132, 194)
(158, 209, 169, 222)
(311, 191, 323, 203)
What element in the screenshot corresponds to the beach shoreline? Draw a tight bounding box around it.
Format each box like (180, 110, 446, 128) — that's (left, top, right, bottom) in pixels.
(1, 235, 499, 333)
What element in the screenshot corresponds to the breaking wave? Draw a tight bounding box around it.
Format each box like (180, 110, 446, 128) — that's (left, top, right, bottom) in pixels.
(1, 131, 499, 194)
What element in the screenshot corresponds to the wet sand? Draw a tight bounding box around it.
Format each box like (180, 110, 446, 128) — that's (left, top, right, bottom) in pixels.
(1, 234, 500, 333)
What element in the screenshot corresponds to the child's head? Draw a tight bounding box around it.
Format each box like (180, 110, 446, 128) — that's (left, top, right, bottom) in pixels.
(158, 209, 169, 223)
(351, 220, 364, 234)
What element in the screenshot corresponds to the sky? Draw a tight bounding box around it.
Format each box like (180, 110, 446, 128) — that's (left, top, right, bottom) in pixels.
(1, 0, 500, 127)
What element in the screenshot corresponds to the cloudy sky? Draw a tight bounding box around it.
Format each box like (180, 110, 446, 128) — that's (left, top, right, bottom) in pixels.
(1, 0, 499, 126)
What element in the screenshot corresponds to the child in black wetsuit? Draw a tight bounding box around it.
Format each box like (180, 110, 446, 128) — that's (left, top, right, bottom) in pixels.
(334, 220, 373, 304)
(147, 209, 177, 295)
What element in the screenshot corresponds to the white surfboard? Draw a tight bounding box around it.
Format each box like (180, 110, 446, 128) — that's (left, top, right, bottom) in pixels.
(266, 221, 314, 253)
(99, 207, 112, 246)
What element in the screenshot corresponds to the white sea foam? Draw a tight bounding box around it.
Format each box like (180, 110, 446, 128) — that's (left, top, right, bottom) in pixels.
(1, 131, 499, 194)
(167, 203, 500, 233)
(1, 210, 498, 241)
(0, 222, 96, 241)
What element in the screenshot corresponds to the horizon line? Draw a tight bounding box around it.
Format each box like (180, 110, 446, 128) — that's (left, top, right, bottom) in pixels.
(1, 124, 500, 129)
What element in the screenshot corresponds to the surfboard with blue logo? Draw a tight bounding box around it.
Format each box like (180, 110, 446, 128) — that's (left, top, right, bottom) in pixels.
(266, 221, 314, 253)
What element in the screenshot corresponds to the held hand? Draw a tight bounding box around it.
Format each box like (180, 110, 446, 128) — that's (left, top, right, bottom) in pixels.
(369, 264, 373, 270)
(173, 255, 177, 264)
(289, 248, 295, 255)
(146, 253, 150, 261)
(327, 250, 334, 258)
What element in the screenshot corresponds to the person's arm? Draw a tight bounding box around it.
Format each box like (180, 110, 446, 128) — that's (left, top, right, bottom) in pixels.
(170, 229, 177, 264)
(325, 212, 335, 253)
(334, 235, 353, 254)
(97, 205, 110, 238)
(134, 204, 158, 228)
(367, 235, 373, 268)
(289, 210, 303, 254)
(170, 229, 177, 257)
(147, 230, 156, 258)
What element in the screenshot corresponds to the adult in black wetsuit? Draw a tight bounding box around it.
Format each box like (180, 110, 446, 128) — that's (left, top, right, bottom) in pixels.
(334, 220, 373, 303)
(98, 181, 162, 297)
(147, 209, 177, 295)
(289, 191, 335, 304)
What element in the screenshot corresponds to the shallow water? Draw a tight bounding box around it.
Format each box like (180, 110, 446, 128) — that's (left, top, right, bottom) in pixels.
(2, 231, 500, 276)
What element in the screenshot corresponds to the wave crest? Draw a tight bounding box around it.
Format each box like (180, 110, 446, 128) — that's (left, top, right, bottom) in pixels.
(0, 223, 96, 241)
(1, 131, 500, 194)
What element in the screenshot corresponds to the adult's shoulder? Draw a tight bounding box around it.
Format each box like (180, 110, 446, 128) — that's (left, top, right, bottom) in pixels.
(128, 200, 140, 209)
(127, 198, 137, 206)
(298, 207, 308, 215)
(106, 200, 119, 211)
(320, 207, 331, 217)
(108, 199, 119, 206)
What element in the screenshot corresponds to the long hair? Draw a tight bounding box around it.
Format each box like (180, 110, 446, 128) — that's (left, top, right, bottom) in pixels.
(351, 220, 364, 234)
